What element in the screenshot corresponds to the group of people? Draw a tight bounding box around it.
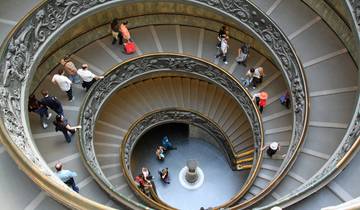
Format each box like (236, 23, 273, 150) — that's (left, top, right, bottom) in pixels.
(210, 24, 290, 159)
(53, 56, 104, 102)
(214, 25, 290, 114)
(216, 25, 250, 66)
(110, 19, 131, 45)
(110, 19, 137, 54)
(29, 55, 107, 192)
(135, 136, 177, 196)
(135, 167, 170, 196)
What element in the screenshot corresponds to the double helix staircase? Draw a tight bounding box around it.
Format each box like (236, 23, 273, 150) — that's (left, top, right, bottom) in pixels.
(0, 0, 358, 209)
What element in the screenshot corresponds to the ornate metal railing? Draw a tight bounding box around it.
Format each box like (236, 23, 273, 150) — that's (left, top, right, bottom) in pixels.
(79, 53, 263, 209)
(0, 0, 308, 209)
(256, 1, 360, 209)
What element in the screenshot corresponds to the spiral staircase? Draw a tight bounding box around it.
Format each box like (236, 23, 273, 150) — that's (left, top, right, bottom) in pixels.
(0, 0, 359, 210)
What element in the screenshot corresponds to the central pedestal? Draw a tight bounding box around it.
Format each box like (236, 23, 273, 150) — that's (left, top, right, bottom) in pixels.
(185, 160, 199, 183)
(179, 160, 204, 190)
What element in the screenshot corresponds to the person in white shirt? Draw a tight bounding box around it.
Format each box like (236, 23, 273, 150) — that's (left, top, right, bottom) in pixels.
(77, 64, 104, 91)
(261, 142, 280, 158)
(246, 67, 264, 89)
(51, 68, 73, 101)
(216, 35, 229, 64)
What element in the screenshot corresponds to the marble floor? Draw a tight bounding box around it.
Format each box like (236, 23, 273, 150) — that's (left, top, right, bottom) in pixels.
(131, 124, 249, 210)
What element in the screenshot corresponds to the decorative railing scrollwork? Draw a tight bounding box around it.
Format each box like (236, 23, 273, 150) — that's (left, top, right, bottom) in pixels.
(79, 53, 263, 209)
(0, 0, 308, 209)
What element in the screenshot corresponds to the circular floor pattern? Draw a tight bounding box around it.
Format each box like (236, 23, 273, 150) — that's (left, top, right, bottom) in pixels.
(178, 166, 205, 190)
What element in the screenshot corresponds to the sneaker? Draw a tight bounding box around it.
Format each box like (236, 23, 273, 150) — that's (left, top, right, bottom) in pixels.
(42, 123, 48, 129)
(46, 113, 52, 120)
(224, 61, 228, 65)
(69, 96, 75, 102)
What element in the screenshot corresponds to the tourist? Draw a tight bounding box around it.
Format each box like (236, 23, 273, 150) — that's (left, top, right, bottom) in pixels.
(141, 167, 153, 183)
(217, 25, 228, 48)
(253, 91, 268, 113)
(158, 168, 170, 184)
(162, 136, 177, 150)
(55, 162, 79, 193)
(77, 64, 104, 92)
(120, 21, 131, 43)
(53, 115, 81, 143)
(280, 90, 291, 109)
(262, 142, 281, 158)
(216, 35, 229, 65)
(135, 174, 152, 196)
(28, 94, 52, 129)
(246, 67, 264, 89)
(60, 55, 80, 84)
(155, 145, 166, 161)
(236, 44, 250, 66)
(110, 18, 122, 45)
(40, 90, 64, 116)
(51, 68, 74, 101)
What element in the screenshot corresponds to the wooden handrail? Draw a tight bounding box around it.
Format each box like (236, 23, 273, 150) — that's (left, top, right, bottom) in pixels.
(235, 149, 255, 158)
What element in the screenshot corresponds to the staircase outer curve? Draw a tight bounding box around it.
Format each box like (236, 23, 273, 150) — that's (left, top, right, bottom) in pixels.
(0, 0, 308, 209)
(0, 0, 358, 209)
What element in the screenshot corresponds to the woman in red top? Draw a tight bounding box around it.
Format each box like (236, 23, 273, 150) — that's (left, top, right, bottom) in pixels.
(253, 91, 268, 113)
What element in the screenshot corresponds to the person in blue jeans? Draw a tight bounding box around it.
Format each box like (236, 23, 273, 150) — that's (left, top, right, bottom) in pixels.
(162, 136, 177, 150)
(53, 115, 81, 143)
(55, 162, 79, 193)
(28, 94, 52, 129)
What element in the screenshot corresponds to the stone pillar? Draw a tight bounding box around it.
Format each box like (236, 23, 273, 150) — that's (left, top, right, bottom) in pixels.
(185, 160, 198, 183)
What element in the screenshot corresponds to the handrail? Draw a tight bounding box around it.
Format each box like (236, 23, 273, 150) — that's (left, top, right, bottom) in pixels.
(120, 108, 244, 209)
(0, 0, 308, 209)
(78, 53, 264, 210)
(255, 0, 360, 209)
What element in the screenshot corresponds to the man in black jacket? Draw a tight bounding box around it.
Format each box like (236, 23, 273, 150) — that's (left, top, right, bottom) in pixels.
(40, 90, 64, 116)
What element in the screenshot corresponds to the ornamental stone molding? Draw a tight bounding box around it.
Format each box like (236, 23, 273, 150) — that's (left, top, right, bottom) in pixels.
(0, 0, 310, 209)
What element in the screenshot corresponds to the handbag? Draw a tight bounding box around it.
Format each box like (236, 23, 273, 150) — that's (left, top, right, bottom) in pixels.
(124, 41, 136, 54)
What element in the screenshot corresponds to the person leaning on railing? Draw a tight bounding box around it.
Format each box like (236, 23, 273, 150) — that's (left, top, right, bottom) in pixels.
(77, 64, 104, 92)
(53, 115, 81, 143)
